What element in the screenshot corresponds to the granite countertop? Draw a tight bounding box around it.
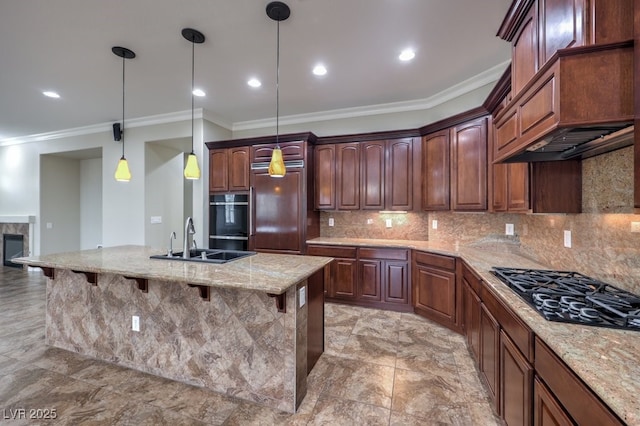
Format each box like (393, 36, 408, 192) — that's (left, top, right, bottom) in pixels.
(308, 237, 640, 424)
(13, 245, 332, 295)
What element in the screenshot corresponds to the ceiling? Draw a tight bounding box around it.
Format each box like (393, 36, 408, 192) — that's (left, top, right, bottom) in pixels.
(0, 0, 512, 141)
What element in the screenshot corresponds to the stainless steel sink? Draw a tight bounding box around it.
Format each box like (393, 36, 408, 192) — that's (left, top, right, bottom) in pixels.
(150, 249, 256, 264)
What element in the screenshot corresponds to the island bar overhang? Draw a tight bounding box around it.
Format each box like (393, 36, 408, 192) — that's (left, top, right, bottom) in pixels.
(13, 245, 332, 413)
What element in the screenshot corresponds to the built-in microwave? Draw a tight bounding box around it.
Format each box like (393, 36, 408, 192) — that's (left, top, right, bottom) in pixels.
(209, 193, 249, 251)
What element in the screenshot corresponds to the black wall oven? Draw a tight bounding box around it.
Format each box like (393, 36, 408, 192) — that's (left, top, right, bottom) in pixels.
(209, 193, 249, 251)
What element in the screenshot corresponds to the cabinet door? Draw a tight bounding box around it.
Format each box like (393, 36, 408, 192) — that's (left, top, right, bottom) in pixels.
(383, 261, 409, 305)
(386, 139, 413, 210)
(533, 377, 574, 426)
(450, 118, 488, 211)
(413, 264, 456, 324)
(512, 6, 538, 95)
(228, 147, 250, 191)
(209, 149, 229, 193)
(315, 144, 336, 210)
(360, 141, 385, 210)
(251, 170, 302, 253)
(480, 303, 500, 412)
(332, 258, 358, 300)
(422, 130, 450, 210)
(507, 163, 530, 211)
(336, 143, 360, 210)
(492, 163, 508, 212)
(500, 330, 533, 426)
(539, 0, 584, 66)
(358, 259, 382, 301)
(463, 280, 481, 363)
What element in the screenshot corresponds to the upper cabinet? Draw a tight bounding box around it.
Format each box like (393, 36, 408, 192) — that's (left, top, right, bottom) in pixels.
(209, 147, 250, 193)
(422, 114, 488, 212)
(314, 136, 417, 212)
(494, 0, 634, 163)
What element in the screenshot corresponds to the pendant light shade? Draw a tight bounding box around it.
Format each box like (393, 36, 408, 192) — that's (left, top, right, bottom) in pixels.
(267, 1, 290, 178)
(182, 28, 205, 180)
(112, 46, 135, 182)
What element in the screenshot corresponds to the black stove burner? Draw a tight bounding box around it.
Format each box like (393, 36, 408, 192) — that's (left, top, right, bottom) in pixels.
(492, 267, 640, 331)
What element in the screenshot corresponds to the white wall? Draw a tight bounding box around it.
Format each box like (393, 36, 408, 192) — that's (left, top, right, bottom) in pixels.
(40, 155, 81, 255)
(80, 157, 102, 249)
(144, 143, 185, 250)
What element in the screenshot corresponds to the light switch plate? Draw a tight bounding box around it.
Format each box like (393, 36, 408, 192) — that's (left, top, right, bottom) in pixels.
(328, 218, 334, 227)
(505, 223, 514, 236)
(563, 230, 572, 248)
(299, 286, 306, 308)
(150, 216, 162, 224)
(131, 315, 140, 332)
(432, 220, 438, 230)
(385, 218, 392, 228)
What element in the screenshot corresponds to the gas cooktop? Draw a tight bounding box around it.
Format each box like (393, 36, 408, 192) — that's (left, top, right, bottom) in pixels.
(492, 267, 640, 332)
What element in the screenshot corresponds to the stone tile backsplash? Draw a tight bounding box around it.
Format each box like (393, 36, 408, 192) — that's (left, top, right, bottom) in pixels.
(319, 146, 640, 294)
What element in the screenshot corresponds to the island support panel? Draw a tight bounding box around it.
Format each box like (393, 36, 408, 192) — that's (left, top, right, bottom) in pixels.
(45, 270, 308, 413)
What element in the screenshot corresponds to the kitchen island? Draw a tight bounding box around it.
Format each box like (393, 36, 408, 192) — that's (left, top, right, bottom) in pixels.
(13, 245, 332, 413)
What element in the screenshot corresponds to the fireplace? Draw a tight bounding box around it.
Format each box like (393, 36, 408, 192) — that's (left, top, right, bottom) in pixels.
(3, 234, 24, 267)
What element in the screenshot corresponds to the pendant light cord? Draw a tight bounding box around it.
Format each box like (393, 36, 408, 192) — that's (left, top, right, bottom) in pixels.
(121, 55, 125, 158)
(191, 37, 195, 154)
(276, 18, 280, 148)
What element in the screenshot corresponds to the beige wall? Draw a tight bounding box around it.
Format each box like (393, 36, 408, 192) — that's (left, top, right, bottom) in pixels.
(320, 146, 640, 294)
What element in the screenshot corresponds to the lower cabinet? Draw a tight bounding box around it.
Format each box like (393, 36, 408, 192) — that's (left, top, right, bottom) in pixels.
(413, 251, 459, 331)
(501, 330, 533, 426)
(307, 244, 410, 312)
(480, 303, 501, 412)
(533, 377, 573, 426)
(462, 264, 482, 362)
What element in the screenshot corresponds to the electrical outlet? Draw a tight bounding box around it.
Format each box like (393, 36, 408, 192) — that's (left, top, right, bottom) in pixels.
(505, 223, 514, 236)
(132, 315, 140, 332)
(366, 218, 373, 225)
(432, 220, 438, 230)
(328, 217, 334, 227)
(385, 218, 392, 228)
(563, 230, 572, 248)
(631, 222, 640, 233)
(46, 222, 53, 229)
(299, 286, 306, 308)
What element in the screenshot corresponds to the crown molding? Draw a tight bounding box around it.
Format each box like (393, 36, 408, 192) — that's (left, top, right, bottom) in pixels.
(232, 60, 510, 132)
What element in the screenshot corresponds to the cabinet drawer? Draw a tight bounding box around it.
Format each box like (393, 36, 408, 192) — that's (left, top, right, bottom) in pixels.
(414, 251, 455, 270)
(535, 337, 623, 426)
(482, 286, 533, 362)
(359, 248, 408, 261)
(462, 262, 482, 295)
(307, 245, 356, 259)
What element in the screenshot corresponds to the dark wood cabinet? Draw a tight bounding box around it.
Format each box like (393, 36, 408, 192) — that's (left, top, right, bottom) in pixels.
(480, 303, 501, 412)
(307, 245, 357, 299)
(413, 251, 459, 331)
(533, 377, 574, 426)
(511, 4, 538, 96)
(361, 139, 414, 211)
(209, 147, 250, 193)
(422, 116, 488, 211)
(492, 162, 530, 212)
(462, 263, 482, 362)
(314, 144, 336, 210)
(308, 244, 410, 312)
(534, 337, 624, 425)
(450, 117, 488, 211)
(500, 330, 533, 426)
(336, 143, 360, 210)
(422, 130, 450, 210)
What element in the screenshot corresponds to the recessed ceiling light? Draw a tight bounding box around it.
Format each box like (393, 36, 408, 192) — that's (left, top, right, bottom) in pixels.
(192, 88, 206, 97)
(247, 78, 261, 88)
(399, 49, 416, 61)
(43, 91, 60, 98)
(312, 64, 327, 76)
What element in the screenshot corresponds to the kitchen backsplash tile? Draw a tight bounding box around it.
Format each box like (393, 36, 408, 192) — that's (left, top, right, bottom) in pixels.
(318, 147, 640, 294)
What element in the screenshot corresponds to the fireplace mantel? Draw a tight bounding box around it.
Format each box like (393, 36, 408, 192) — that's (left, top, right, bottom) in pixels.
(0, 216, 35, 224)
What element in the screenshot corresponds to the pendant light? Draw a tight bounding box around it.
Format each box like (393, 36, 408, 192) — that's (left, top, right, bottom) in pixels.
(182, 28, 205, 180)
(267, 1, 290, 178)
(112, 46, 135, 182)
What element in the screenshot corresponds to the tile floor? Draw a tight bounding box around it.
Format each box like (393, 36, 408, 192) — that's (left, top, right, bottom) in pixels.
(0, 266, 503, 425)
